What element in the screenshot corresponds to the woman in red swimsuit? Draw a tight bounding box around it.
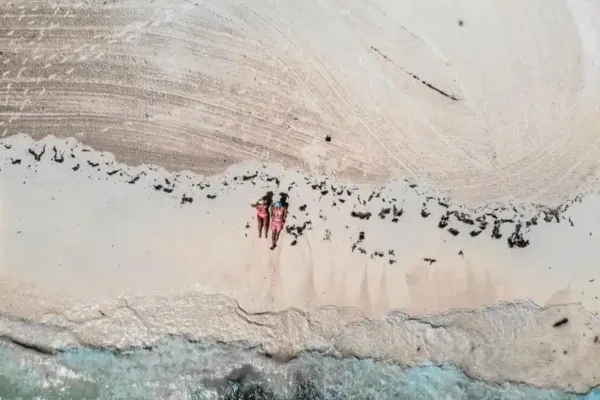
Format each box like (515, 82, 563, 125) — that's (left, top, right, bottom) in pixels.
(252, 199, 269, 238)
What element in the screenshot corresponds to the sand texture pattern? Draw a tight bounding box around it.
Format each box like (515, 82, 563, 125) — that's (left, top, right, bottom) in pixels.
(2, 0, 600, 204)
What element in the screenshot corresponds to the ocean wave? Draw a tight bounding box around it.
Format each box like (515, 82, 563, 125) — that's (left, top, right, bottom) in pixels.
(0, 339, 597, 400)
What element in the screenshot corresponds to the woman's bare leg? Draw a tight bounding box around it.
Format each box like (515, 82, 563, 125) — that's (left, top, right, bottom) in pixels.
(274, 231, 281, 246)
(257, 218, 264, 238)
(271, 229, 277, 249)
(264, 216, 270, 238)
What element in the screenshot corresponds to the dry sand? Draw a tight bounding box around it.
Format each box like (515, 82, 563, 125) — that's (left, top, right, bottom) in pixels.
(2, 0, 600, 394)
(1, 0, 600, 204)
(1, 134, 600, 393)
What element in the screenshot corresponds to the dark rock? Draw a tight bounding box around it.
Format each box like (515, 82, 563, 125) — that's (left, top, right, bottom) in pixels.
(424, 258, 436, 265)
(448, 228, 459, 236)
(325, 135, 332, 142)
(72, 164, 80, 171)
(181, 194, 193, 204)
(207, 194, 217, 199)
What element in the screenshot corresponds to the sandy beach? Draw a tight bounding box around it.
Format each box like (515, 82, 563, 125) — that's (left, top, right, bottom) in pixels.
(2, 0, 600, 398)
(1, 134, 600, 395)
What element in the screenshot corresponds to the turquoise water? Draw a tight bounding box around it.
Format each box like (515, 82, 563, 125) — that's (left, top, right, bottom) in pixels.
(0, 339, 598, 400)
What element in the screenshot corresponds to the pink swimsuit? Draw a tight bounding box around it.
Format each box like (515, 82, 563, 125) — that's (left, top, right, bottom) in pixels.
(271, 208, 285, 232)
(257, 205, 268, 220)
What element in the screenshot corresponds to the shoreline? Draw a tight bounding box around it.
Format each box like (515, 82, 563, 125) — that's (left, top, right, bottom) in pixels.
(1, 134, 600, 393)
(1, 289, 600, 395)
(1, 335, 596, 400)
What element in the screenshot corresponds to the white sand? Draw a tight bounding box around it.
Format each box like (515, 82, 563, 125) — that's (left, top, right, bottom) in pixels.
(2, 0, 600, 393)
(2, 134, 600, 317)
(1, 134, 600, 392)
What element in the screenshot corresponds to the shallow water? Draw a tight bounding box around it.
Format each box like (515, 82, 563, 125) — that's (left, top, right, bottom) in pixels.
(0, 339, 598, 400)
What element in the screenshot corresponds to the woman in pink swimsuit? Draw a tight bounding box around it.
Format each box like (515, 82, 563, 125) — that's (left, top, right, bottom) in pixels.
(270, 201, 287, 250)
(252, 199, 269, 238)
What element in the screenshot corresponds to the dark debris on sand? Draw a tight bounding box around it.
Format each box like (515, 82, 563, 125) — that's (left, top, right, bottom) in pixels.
(448, 228, 459, 236)
(28, 145, 46, 161)
(52, 146, 64, 163)
(507, 223, 529, 248)
(350, 211, 372, 220)
(552, 318, 569, 328)
(286, 221, 313, 240)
